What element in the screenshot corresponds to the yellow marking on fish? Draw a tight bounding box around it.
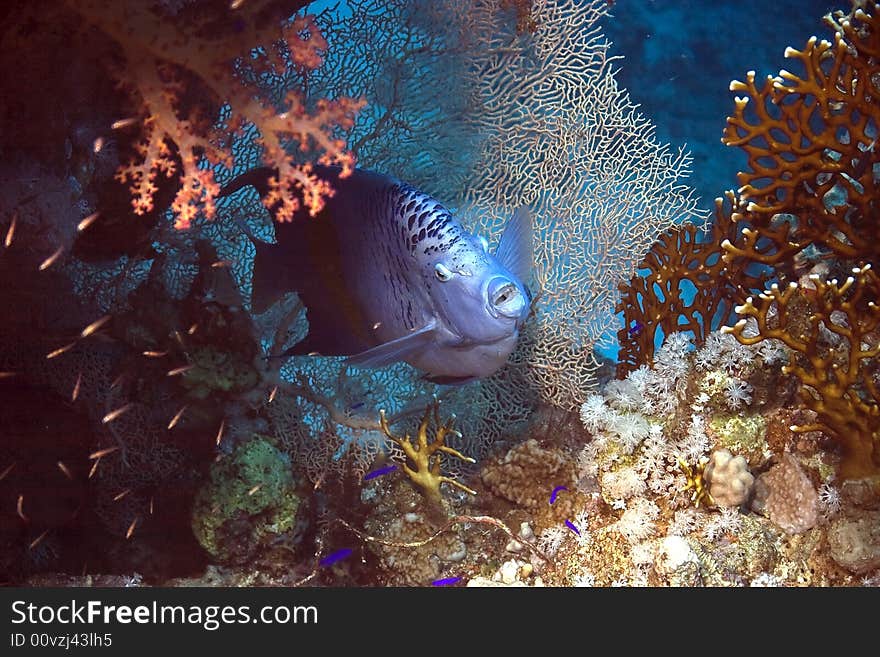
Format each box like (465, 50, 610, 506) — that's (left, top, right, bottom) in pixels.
(88, 458, 100, 479)
(113, 489, 131, 502)
(57, 461, 73, 480)
(187, 323, 198, 335)
(102, 404, 132, 424)
(268, 385, 278, 403)
(142, 350, 167, 358)
(38, 246, 64, 271)
(211, 260, 232, 268)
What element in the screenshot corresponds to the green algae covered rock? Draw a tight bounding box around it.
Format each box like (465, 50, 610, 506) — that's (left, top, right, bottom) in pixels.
(181, 346, 260, 399)
(192, 438, 300, 564)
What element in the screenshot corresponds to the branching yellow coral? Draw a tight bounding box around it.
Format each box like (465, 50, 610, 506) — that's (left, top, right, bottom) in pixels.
(723, 265, 880, 478)
(678, 457, 714, 507)
(378, 403, 476, 506)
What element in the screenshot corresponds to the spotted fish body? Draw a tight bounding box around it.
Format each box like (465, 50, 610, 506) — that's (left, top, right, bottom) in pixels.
(222, 165, 532, 383)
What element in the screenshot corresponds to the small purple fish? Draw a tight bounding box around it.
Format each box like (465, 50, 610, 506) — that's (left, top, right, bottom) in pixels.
(549, 485, 568, 505)
(628, 321, 644, 336)
(431, 576, 462, 587)
(363, 464, 398, 481)
(564, 519, 580, 536)
(320, 548, 353, 567)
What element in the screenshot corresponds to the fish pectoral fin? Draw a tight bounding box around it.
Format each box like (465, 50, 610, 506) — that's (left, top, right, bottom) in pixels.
(422, 374, 477, 385)
(495, 206, 533, 283)
(345, 320, 438, 369)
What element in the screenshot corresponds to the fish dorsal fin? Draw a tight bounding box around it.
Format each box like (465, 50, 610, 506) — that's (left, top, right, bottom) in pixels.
(494, 206, 533, 282)
(345, 320, 438, 369)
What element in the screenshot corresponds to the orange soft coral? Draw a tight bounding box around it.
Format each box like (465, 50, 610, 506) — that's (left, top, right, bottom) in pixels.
(68, 0, 365, 229)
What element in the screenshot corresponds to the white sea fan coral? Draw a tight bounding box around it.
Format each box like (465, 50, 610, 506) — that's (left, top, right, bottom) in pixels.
(601, 466, 646, 500)
(616, 498, 660, 544)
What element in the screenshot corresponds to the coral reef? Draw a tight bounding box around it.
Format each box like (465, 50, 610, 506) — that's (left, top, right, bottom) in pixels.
(704, 449, 754, 508)
(191, 438, 301, 564)
(66, 0, 364, 228)
(751, 454, 820, 535)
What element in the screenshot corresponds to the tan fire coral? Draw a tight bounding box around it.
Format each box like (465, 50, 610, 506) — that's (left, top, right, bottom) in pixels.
(722, 3, 880, 269)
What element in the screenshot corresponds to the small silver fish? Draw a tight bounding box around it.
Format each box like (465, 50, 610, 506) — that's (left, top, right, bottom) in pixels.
(220, 166, 532, 383)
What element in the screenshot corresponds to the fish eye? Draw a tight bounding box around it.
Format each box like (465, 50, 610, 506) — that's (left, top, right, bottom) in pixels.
(434, 262, 455, 281)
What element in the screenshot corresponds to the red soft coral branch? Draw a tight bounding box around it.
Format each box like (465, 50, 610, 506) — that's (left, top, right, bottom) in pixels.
(68, 0, 364, 230)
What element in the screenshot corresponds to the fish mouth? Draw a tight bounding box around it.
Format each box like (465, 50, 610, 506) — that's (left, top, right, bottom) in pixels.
(449, 327, 520, 350)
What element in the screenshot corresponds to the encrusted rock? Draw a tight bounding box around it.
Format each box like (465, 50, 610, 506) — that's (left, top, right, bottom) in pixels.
(751, 454, 819, 534)
(481, 439, 575, 513)
(704, 448, 754, 507)
(827, 511, 880, 575)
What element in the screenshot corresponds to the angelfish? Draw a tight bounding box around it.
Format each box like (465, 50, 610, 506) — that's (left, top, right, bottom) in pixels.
(220, 165, 532, 384)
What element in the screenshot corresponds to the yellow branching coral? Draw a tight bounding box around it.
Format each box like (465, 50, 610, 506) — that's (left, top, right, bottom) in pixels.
(678, 457, 714, 507)
(378, 403, 477, 506)
(723, 265, 880, 479)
